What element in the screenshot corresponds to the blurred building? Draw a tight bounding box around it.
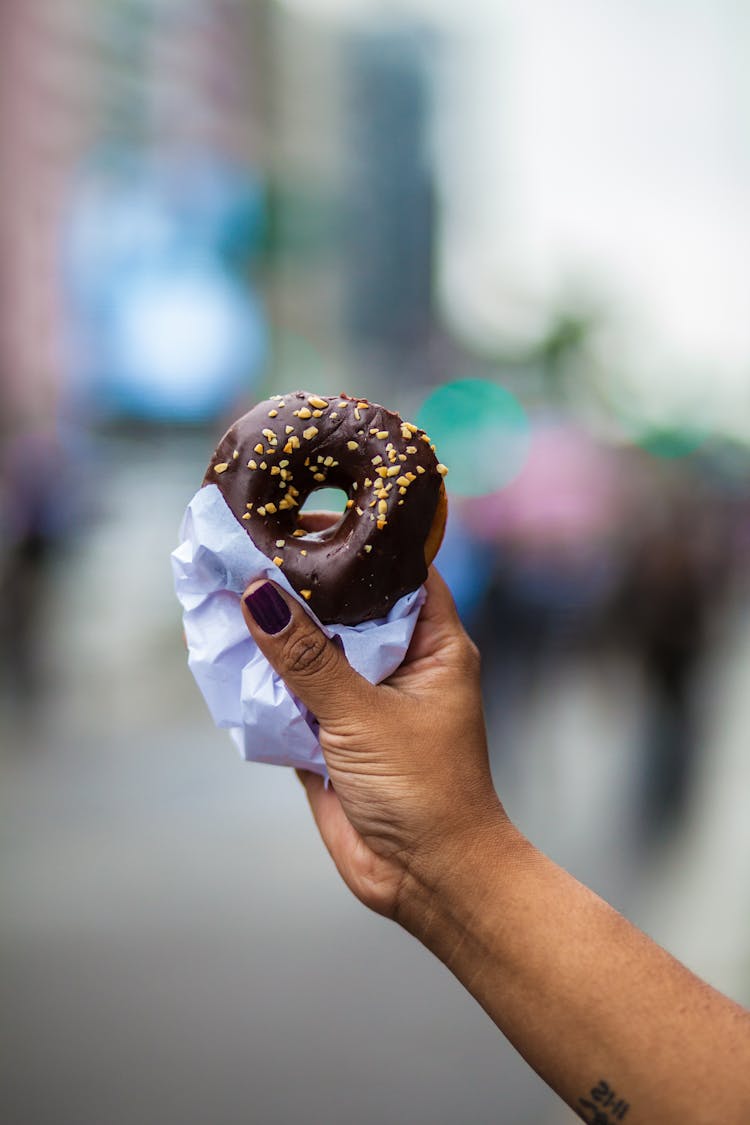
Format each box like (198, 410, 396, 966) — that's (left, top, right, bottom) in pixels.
(341, 25, 436, 388)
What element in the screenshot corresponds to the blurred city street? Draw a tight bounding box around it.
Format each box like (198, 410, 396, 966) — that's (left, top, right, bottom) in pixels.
(2, 434, 749, 1125)
(3, 2, 750, 1122)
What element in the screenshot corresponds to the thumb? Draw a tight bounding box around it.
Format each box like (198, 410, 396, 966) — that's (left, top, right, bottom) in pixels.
(240, 579, 377, 726)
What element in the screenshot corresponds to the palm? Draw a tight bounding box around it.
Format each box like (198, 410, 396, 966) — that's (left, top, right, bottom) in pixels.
(298, 774, 405, 918)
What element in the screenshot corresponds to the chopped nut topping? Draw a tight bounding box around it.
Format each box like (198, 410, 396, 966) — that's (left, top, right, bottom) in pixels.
(376, 518, 387, 530)
(313, 473, 326, 482)
(371, 454, 383, 465)
(260, 461, 267, 470)
(377, 499, 387, 515)
(436, 463, 449, 476)
(302, 426, 318, 441)
(347, 441, 358, 451)
(301, 589, 312, 600)
(354, 409, 361, 420)
(293, 529, 306, 537)
(271, 466, 280, 475)
(364, 477, 372, 488)
(297, 407, 312, 420)
(376, 430, 388, 440)
(364, 544, 372, 553)
(386, 466, 400, 477)
(257, 506, 266, 516)
(308, 396, 328, 409)
(273, 556, 283, 567)
(265, 502, 277, 514)
(254, 443, 264, 455)
(262, 429, 276, 441)
(406, 472, 416, 481)
(247, 460, 257, 470)
(285, 425, 294, 435)
(346, 499, 354, 508)
(242, 512, 251, 520)
(376, 467, 388, 478)
(275, 539, 285, 548)
(357, 402, 369, 410)
(330, 412, 338, 419)
(416, 465, 425, 474)
(214, 462, 229, 473)
(421, 434, 431, 444)
(233, 450, 239, 460)
(396, 476, 411, 487)
(406, 445, 418, 454)
(355, 506, 364, 516)
(300, 549, 307, 556)
(279, 460, 289, 468)
(268, 409, 278, 418)
(399, 487, 407, 495)
(323, 456, 334, 466)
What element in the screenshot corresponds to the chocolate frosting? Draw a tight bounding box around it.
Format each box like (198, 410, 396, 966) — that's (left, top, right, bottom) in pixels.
(202, 391, 444, 624)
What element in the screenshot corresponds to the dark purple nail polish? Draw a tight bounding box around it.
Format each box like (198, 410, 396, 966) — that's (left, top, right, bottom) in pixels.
(244, 582, 292, 635)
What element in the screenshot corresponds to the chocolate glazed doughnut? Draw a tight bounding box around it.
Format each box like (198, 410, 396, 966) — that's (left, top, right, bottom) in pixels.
(203, 391, 448, 625)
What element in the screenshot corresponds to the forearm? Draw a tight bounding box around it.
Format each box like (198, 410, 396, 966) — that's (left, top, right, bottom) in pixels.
(399, 820, 750, 1124)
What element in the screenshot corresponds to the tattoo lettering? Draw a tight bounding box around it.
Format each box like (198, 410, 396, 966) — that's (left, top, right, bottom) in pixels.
(578, 1078, 630, 1123)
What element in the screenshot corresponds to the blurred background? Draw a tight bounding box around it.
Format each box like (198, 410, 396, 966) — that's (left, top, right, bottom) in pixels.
(2, 1, 750, 1122)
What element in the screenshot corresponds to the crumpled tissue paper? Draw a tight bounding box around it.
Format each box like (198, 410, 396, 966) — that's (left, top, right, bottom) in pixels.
(171, 484, 424, 777)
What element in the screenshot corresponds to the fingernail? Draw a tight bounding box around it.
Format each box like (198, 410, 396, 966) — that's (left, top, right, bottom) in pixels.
(244, 582, 292, 635)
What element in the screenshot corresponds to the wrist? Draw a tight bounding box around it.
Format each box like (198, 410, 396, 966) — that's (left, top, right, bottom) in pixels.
(394, 804, 532, 956)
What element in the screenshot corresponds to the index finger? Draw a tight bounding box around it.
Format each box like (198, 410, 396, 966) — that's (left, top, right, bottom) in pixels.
(296, 510, 342, 534)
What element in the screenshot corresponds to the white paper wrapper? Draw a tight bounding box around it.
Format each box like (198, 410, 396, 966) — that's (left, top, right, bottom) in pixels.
(171, 484, 425, 777)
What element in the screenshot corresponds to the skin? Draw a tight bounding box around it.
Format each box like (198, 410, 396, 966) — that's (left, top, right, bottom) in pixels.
(240, 515, 750, 1124)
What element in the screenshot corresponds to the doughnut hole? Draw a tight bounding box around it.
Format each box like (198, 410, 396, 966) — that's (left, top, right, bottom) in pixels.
(297, 487, 350, 540)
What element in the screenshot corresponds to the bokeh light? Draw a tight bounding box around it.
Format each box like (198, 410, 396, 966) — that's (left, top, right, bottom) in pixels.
(416, 379, 530, 497)
(635, 426, 708, 461)
(111, 265, 266, 421)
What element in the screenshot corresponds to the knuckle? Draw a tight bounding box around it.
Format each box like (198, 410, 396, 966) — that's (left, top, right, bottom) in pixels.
(281, 627, 335, 680)
(455, 634, 481, 673)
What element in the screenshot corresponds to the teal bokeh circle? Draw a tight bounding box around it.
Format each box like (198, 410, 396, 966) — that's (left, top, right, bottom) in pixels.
(416, 379, 530, 497)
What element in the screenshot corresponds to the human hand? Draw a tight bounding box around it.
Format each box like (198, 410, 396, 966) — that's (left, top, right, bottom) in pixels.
(240, 513, 507, 926)
(242, 518, 750, 1125)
